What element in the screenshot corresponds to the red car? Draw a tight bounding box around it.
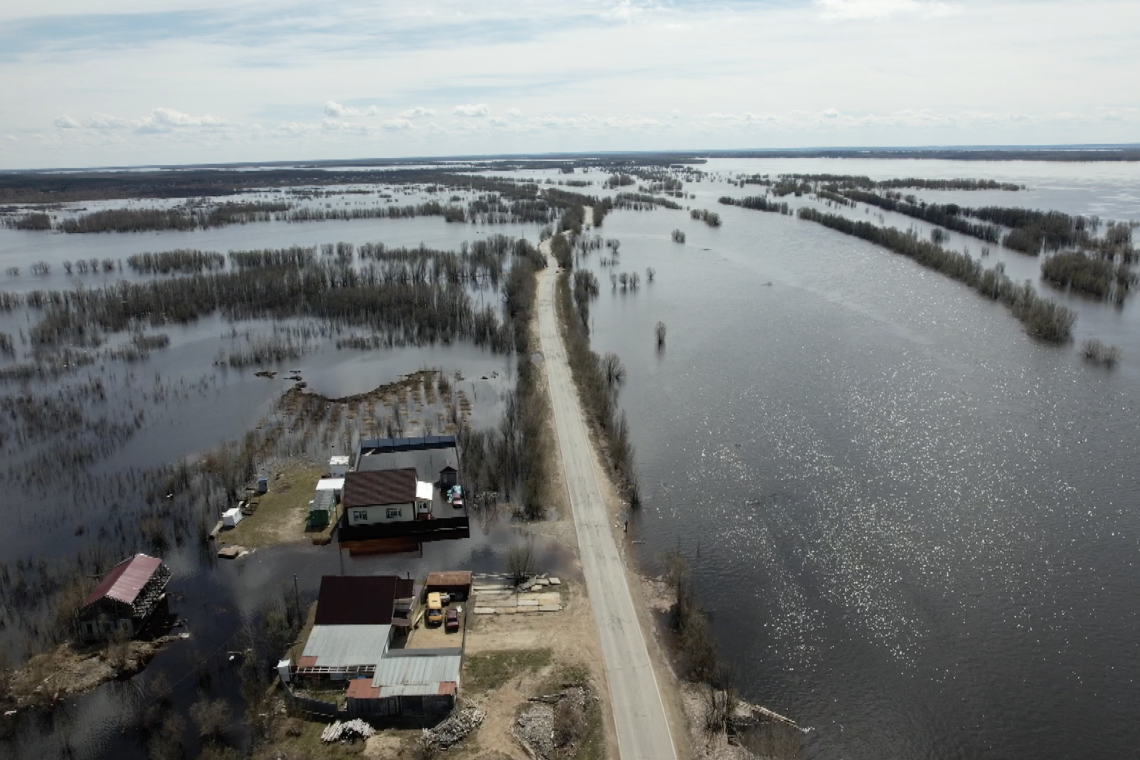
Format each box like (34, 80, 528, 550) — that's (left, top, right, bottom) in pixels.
(445, 608, 460, 632)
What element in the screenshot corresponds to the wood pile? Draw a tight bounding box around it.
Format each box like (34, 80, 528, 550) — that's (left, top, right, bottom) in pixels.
(320, 719, 374, 743)
(425, 707, 485, 749)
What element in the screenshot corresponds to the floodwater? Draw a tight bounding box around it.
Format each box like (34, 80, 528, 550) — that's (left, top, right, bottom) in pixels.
(0, 210, 539, 759)
(583, 159, 1140, 760)
(1, 159, 1138, 759)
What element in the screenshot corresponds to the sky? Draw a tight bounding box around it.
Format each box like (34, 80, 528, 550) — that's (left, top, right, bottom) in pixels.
(0, 0, 1138, 169)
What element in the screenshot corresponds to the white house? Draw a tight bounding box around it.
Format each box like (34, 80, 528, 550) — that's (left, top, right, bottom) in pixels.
(343, 468, 435, 526)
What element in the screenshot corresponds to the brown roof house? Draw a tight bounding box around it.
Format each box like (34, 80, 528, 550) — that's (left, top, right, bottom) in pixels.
(343, 468, 435, 526)
(77, 554, 172, 642)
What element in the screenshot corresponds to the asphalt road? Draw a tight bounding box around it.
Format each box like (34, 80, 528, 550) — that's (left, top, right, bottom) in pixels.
(536, 232, 679, 760)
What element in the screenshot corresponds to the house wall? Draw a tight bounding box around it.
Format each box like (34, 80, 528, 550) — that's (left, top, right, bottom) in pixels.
(347, 502, 414, 525)
(77, 610, 135, 642)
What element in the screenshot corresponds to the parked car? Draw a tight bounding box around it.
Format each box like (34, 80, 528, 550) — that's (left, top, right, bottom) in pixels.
(445, 608, 460, 632)
(448, 484, 464, 508)
(426, 592, 443, 626)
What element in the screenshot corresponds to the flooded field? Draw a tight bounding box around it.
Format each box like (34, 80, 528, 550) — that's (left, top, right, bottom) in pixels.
(0, 158, 1138, 759)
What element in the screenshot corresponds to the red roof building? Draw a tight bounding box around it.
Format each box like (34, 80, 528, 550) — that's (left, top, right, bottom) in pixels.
(78, 554, 172, 642)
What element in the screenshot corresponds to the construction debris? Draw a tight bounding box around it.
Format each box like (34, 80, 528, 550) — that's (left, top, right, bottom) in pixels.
(425, 707, 485, 749)
(515, 703, 555, 759)
(320, 719, 375, 743)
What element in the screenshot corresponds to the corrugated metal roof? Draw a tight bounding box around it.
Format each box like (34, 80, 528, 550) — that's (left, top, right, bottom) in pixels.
(372, 654, 461, 688)
(426, 571, 472, 587)
(378, 682, 446, 697)
(346, 679, 381, 699)
(344, 469, 418, 508)
(83, 554, 165, 607)
(302, 625, 391, 668)
(312, 490, 335, 512)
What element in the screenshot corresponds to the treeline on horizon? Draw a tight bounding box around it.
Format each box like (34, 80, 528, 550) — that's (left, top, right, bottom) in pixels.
(1, 182, 595, 233)
(0, 159, 701, 205)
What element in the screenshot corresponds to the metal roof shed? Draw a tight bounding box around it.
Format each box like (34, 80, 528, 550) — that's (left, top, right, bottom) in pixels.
(372, 653, 461, 691)
(298, 624, 391, 675)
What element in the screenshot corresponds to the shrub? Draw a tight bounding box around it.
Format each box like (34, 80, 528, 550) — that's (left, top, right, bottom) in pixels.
(1081, 338, 1120, 368)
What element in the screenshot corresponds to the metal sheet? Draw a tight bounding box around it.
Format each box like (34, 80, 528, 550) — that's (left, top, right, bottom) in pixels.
(372, 654, 461, 688)
(302, 625, 391, 668)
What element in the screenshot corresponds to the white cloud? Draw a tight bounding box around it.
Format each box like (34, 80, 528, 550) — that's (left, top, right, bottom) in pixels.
(135, 107, 227, 133)
(85, 112, 132, 130)
(601, 0, 658, 22)
(815, 0, 958, 21)
(526, 113, 664, 131)
(671, 110, 682, 119)
(54, 114, 80, 129)
(400, 107, 436, 118)
(823, 108, 841, 118)
(323, 101, 379, 118)
(507, 108, 522, 117)
(381, 118, 414, 131)
(453, 103, 491, 117)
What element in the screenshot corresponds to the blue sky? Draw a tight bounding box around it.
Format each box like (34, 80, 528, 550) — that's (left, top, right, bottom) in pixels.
(0, 0, 1137, 169)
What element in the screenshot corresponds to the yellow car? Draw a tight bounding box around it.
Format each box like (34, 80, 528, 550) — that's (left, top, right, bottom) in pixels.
(426, 592, 444, 626)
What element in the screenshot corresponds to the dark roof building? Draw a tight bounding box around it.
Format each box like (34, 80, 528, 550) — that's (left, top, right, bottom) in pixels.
(343, 469, 419, 509)
(357, 445, 459, 484)
(314, 575, 416, 627)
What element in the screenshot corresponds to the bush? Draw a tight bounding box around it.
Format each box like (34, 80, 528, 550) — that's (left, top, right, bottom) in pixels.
(1082, 338, 1120, 368)
(506, 540, 536, 584)
(690, 209, 721, 227)
(1041, 251, 1126, 301)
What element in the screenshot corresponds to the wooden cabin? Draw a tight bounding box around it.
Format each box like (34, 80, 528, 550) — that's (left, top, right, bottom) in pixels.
(77, 554, 172, 642)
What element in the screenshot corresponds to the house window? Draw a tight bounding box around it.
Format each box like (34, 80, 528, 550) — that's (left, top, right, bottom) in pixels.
(386, 507, 402, 519)
(353, 510, 368, 522)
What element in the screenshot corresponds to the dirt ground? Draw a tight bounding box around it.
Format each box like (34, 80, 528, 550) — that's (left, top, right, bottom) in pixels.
(434, 579, 607, 760)
(3, 636, 180, 709)
(405, 603, 466, 649)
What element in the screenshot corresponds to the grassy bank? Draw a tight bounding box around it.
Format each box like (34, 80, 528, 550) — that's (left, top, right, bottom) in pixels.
(221, 462, 332, 548)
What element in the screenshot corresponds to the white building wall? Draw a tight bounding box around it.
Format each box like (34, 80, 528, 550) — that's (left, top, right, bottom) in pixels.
(347, 502, 414, 525)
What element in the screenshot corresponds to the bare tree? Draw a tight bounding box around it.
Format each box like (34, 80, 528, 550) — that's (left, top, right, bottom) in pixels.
(655, 321, 667, 347)
(600, 352, 625, 393)
(506, 540, 536, 584)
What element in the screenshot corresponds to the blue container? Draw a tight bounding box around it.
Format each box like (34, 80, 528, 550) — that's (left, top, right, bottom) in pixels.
(257, 477, 268, 494)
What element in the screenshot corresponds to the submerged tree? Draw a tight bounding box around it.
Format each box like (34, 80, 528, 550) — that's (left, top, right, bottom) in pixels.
(655, 321, 667, 347)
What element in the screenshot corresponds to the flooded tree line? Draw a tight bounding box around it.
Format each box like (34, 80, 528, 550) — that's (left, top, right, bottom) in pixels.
(551, 211, 643, 509)
(719, 196, 792, 215)
(796, 208, 1078, 343)
(1, 237, 544, 358)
